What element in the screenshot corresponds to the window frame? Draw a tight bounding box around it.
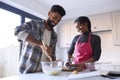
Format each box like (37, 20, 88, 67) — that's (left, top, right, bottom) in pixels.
(0, 2, 42, 57)
(0, 2, 42, 23)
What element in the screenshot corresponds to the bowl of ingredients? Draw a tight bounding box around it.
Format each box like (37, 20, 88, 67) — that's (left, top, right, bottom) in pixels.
(85, 62, 101, 71)
(41, 60, 63, 76)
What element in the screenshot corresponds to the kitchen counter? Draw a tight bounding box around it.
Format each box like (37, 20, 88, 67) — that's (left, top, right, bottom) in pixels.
(0, 72, 69, 80)
(0, 71, 120, 80)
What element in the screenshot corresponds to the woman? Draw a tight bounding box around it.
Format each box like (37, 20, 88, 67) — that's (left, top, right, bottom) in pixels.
(66, 16, 101, 73)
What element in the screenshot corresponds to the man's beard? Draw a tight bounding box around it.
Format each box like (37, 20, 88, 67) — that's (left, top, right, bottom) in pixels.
(47, 18, 56, 29)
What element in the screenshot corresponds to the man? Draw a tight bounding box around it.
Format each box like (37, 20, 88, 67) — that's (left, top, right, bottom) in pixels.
(15, 5, 66, 73)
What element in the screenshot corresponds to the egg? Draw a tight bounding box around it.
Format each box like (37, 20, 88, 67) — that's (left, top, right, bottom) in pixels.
(72, 70, 78, 74)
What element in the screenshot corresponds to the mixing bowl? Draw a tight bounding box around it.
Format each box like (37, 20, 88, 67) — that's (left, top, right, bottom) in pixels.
(41, 60, 63, 76)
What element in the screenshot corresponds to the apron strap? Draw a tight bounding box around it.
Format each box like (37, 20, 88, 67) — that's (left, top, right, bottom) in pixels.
(88, 33, 91, 43)
(76, 33, 91, 43)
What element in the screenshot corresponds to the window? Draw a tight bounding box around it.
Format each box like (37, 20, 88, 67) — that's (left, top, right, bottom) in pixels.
(0, 9, 20, 48)
(0, 2, 42, 77)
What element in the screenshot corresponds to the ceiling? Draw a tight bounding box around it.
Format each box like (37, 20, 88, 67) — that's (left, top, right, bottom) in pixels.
(1, 0, 120, 20)
(37, 0, 120, 19)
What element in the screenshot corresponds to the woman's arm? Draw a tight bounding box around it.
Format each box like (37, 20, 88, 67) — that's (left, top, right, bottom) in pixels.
(92, 35, 101, 61)
(67, 35, 79, 60)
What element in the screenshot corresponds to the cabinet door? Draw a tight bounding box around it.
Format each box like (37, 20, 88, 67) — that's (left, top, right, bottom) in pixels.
(100, 65, 114, 71)
(59, 22, 71, 47)
(70, 21, 80, 43)
(58, 20, 80, 47)
(112, 11, 120, 45)
(89, 13, 112, 32)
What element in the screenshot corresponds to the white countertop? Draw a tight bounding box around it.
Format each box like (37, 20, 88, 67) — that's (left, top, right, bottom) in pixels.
(0, 72, 69, 80)
(0, 71, 120, 80)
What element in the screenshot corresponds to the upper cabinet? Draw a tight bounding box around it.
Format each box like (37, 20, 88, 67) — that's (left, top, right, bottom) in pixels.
(57, 12, 119, 47)
(89, 13, 112, 32)
(112, 11, 120, 45)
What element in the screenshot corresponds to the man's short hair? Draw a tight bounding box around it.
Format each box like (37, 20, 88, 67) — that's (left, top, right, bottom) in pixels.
(50, 5, 66, 16)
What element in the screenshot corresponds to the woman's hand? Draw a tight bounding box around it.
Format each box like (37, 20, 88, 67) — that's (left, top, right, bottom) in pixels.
(70, 63, 85, 72)
(65, 61, 72, 67)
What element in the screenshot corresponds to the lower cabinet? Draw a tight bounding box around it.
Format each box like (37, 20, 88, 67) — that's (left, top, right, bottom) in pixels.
(100, 64, 120, 71)
(112, 11, 120, 45)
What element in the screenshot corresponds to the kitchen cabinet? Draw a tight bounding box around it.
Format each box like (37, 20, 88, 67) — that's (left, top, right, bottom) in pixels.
(89, 13, 112, 32)
(112, 11, 120, 45)
(100, 63, 120, 71)
(100, 65, 114, 71)
(58, 20, 79, 47)
(58, 21, 71, 47)
(58, 13, 113, 47)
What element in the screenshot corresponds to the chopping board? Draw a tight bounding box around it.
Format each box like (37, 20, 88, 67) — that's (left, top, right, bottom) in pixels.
(62, 67, 74, 72)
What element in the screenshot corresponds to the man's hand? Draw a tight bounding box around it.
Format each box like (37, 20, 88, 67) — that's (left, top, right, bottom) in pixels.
(43, 45, 53, 57)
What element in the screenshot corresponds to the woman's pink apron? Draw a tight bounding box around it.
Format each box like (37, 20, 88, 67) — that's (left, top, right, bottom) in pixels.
(74, 34, 93, 64)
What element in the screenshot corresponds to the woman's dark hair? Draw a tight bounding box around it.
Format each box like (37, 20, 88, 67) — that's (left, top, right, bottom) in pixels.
(50, 5, 66, 17)
(74, 16, 91, 32)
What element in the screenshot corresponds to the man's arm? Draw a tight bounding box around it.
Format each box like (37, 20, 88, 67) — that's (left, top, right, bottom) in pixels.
(25, 34, 43, 47)
(17, 31, 43, 47)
